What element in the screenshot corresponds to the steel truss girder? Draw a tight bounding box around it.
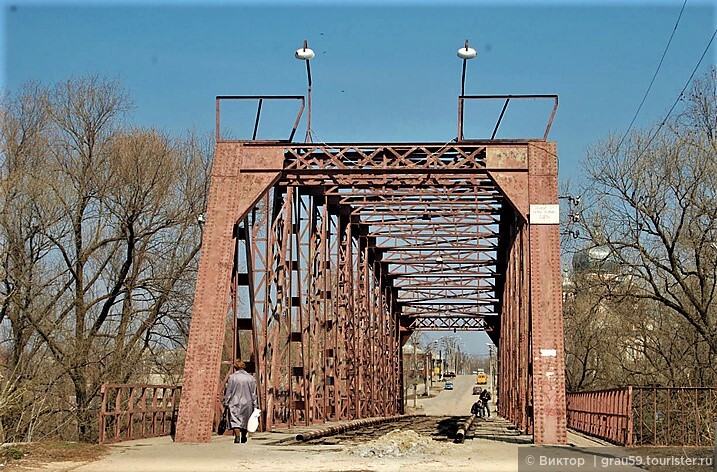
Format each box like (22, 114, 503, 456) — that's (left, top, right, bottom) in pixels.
(393, 279, 495, 289)
(369, 229, 498, 240)
(403, 307, 496, 316)
(281, 174, 497, 187)
(359, 216, 500, 225)
(373, 238, 497, 250)
(379, 245, 497, 251)
(177, 141, 566, 446)
(406, 315, 493, 331)
(398, 287, 494, 297)
(281, 144, 487, 171)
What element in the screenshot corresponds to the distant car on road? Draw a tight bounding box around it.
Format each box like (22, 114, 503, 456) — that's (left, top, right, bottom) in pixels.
(444, 372, 456, 378)
(444, 381, 454, 390)
(472, 386, 481, 395)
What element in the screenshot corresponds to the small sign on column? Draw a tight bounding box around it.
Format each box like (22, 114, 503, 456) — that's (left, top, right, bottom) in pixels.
(529, 204, 560, 225)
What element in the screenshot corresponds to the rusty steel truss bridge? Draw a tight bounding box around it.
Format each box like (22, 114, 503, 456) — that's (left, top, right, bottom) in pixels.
(175, 91, 567, 445)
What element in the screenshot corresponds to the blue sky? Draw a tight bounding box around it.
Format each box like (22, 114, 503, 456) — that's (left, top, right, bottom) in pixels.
(2, 0, 715, 354)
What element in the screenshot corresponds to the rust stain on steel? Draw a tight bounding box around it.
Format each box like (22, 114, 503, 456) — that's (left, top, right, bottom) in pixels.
(175, 143, 282, 443)
(240, 146, 290, 170)
(527, 142, 567, 445)
(485, 146, 528, 169)
(487, 172, 529, 220)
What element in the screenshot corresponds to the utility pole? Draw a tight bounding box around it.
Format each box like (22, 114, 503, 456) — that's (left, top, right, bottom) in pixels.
(438, 349, 442, 380)
(425, 348, 433, 397)
(412, 341, 417, 407)
(487, 343, 497, 396)
(455, 344, 460, 374)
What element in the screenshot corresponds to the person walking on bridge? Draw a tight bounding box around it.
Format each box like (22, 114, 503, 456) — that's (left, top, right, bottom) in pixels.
(223, 359, 259, 444)
(479, 388, 491, 418)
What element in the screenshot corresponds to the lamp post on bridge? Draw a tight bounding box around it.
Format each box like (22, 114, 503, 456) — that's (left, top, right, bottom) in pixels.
(295, 40, 315, 142)
(457, 39, 477, 97)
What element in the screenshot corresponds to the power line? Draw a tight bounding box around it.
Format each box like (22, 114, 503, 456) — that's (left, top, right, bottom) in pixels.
(617, 0, 688, 151)
(639, 26, 717, 152)
(583, 26, 717, 250)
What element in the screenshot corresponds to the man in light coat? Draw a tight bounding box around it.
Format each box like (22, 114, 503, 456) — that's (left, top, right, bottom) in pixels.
(223, 359, 259, 443)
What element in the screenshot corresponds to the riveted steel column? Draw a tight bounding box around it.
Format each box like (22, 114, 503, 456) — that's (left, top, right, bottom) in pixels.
(528, 142, 567, 445)
(370, 259, 382, 416)
(497, 211, 530, 434)
(345, 224, 358, 420)
(282, 187, 295, 427)
(266, 187, 293, 429)
(292, 190, 310, 426)
(392, 287, 404, 415)
(337, 213, 352, 420)
(386, 285, 394, 411)
(325, 209, 339, 421)
(251, 192, 272, 432)
(357, 238, 369, 418)
(308, 196, 326, 423)
(176, 143, 282, 443)
(381, 281, 388, 416)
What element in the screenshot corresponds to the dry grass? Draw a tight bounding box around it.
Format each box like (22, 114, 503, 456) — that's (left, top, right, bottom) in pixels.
(0, 441, 109, 470)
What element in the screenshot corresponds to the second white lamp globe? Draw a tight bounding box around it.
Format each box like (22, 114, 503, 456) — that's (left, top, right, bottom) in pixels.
(295, 48, 315, 60)
(457, 47, 477, 60)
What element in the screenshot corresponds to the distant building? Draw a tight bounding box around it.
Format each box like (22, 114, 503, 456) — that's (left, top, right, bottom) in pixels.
(572, 245, 619, 277)
(565, 244, 646, 363)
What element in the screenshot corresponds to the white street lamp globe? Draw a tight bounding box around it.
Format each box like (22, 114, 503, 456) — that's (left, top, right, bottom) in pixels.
(457, 47, 477, 60)
(295, 48, 315, 60)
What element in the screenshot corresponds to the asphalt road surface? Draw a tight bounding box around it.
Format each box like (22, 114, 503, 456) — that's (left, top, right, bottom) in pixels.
(417, 374, 491, 416)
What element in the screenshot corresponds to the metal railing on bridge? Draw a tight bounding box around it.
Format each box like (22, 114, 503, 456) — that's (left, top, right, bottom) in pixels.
(99, 384, 182, 444)
(566, 386, 717, 446)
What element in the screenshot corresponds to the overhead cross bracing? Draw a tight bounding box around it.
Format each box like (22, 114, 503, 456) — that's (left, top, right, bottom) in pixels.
(263, 142, 502, 333)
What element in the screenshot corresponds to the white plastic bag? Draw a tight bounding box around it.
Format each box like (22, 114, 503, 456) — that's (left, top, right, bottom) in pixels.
(247, 408, 261, 432)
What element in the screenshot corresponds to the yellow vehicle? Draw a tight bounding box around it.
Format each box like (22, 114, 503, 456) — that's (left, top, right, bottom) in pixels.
(476, 372, 488, 385)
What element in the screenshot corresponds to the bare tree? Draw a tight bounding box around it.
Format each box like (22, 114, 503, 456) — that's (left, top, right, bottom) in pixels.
(561, 264, 711, 391)
(0, 76, 210, 441)
(0, 82, 62, 441)
(577, 67, 717, 364)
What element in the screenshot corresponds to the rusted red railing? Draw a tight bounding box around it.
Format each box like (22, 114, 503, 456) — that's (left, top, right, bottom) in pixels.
(566, 387, 633, 445)
(567, 386, 717, 446)
(99, 384, 182, 444)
